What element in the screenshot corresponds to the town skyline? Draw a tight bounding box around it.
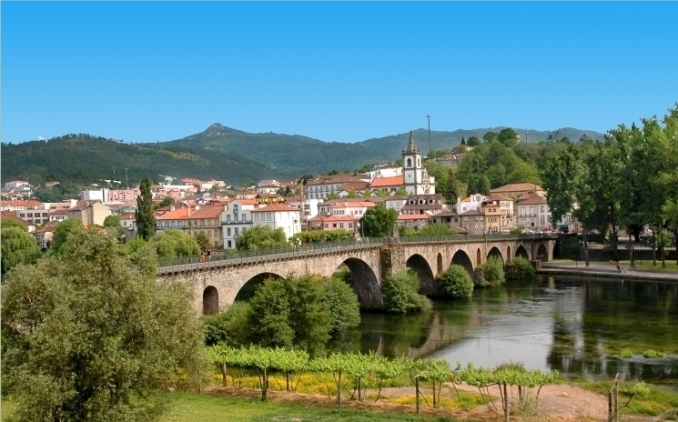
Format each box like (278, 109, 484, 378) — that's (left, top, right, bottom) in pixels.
(3, 2, 677, 144)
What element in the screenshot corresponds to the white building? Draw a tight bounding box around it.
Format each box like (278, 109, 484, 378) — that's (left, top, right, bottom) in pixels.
(318, 199, 375, 219)
(286, 197, 322, 223)
(81, 188, 109, 203)
(516, 194, 551, 231)
(364, 166, 402, 180)
(250, 204, 301, 240)
(456, 193, 487, 214)
(222, 199, 258, 249)
(402, 132, 435, 195)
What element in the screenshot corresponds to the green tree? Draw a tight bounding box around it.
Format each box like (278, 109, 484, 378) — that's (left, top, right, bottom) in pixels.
(382, 270, 430, 314)
(153, 196, 174, 210)
(467, 136, 481, 146)
(437, 265, 473, 298)
(326, 191, 341, 200)
(483, 131, 498, 143)
(1, 219, 28, 231)
(440, 168, 460, 204)
(246, 274, 333, 357)
(497, 128, 518, 147)
(202, 302, 252, 346)
(1, 227, 206, 422)
(360, 203, 397, 237)
(103, 214, 126, 240)
(136, 177, 156, 240)
(50, 218, 83, 255)
(480, 256, 505, 286)
(194, 232, 211, 251)
(148, 228, 201, 259)
(324, 274, 361, 334)
(1, 226, 42, 274)
(394, 186, 409, 196)
(372, 188, 391, 197)
(236, 225, 289, 250)
(460, 136, 466, 145)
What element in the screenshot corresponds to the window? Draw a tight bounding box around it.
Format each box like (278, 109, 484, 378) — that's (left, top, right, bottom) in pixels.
(407, 158, 412, 167)
(267, 213, 272, 221)
(242, 213, 246, 221)
(333, 223, 337, 228)
(234, 228, 239, 236)
(227, 240, 232, 248)
(339, 223, 344, 228)
(227, 215, 231, 222)
(227, 228, 231, 236)
(349, 223, 353, 228)
(200, 220, 205, 227)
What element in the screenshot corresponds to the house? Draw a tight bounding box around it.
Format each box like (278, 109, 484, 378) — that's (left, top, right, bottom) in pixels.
(515, 194, 551, 231)
(285, 196, 321, 225)
(397, 213, 430, 230)
(490, 183, 545, 200)
(16, 207, 50, 226)
(459, 210, 485, 234)
(401, 194, 444, 216)
(318, 199, 375, 220)
(256, 193, 285, 205)
(456, 194, 487, 214)
(108, 189, 140, 202)
(222, 199, 259, 249)
(481, 195, 515, 233)
(0, 211, 35, 232)
(49, 209, 71, 223)
(156, 204, 224, 248)
(1, 199, 43, 212)
(32, 221, 59, 249)
(304, 174, 369, 200)
(429, 210, 467, 233)
(250, 204, 301, 240)
(363, 165, 402, 180)
(313, 215, 356, 232)
(68, 200, 111, 227)
(4, 180, 29, 190)
(368, 176, 404, 196)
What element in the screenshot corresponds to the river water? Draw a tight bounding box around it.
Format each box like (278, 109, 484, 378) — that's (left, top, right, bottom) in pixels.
(345, 276, 678, 385)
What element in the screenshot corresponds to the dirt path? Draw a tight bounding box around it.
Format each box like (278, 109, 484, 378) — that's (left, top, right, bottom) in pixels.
(208, 381, 642, 421)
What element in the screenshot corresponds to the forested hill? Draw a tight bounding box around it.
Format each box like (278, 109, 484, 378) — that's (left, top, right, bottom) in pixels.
(2, 125, 604, 186)
(1, 134, 274, 186)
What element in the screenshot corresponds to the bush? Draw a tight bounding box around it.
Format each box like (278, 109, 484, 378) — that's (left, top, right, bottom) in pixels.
(437, 265, 473, 298)
(202, 302, 252, 346)
(481, 256, 505, 286)
(382, 270, 431, 314)
(323, 275, 361, 333)
(643, 349, 658, 358)
(505, 256, 536, 280)
(619, 348, 634, 358)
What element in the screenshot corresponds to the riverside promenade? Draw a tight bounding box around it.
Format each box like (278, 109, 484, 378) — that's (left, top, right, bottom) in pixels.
(539, 260, 678, 281)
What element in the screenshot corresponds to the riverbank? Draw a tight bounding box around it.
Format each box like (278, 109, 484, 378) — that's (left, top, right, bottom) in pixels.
(538, 260, 678, 282)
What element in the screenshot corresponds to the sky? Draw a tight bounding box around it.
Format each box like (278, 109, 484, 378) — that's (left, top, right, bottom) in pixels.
(2, 2, 677, 144)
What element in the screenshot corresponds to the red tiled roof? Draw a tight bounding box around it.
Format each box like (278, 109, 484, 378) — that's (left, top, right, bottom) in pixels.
(1, 200, 43, 208)
(322, 215, 355, 222)
(517, 194, 547, 205)
(369, 176, 404, 188)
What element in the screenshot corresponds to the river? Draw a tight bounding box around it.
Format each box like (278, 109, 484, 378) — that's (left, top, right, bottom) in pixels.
(343, 276, 678, 385)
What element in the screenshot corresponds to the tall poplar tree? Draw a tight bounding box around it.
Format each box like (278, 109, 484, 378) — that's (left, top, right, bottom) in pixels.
(136, 177, 156, 240)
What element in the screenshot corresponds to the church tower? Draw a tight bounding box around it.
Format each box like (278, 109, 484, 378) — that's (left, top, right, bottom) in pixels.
(402, 131, 434, 195)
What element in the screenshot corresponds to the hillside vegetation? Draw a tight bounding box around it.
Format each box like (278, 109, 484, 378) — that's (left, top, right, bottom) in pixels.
(2, 124, 603, 186)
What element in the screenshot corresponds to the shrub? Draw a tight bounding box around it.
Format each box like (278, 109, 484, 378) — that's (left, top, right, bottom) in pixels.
(481, 256, 505, 286)
(437, 265, 474, 298)
(323, 276, 361, 333)
(202, 302, 252, 346)
(619, 348, 634, 358)
(382, 270, 431, 314)
(505, 256, 536, 280)
(643, 349, 658, 358)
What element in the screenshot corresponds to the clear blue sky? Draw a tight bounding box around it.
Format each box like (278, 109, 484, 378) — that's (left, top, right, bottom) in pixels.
(2, 2, 677, 144)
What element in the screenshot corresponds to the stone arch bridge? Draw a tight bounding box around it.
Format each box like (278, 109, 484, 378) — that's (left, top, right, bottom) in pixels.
(157, 235, 556, 315)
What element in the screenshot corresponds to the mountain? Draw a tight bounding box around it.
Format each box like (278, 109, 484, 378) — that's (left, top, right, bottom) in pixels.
(2, 125, 605, 186)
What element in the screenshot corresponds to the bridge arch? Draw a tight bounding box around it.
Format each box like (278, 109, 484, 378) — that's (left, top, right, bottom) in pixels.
(451, 250, 474, 276)
(406, 254, 435, 294)
(487, 247, 504, 264)
(476, 248, 482, 266)
(234, 272, 284, 302)
(536, 244, 549, 261)
(338, 258, 382, 308)
(203, 286, 219, 315)
(515, 245, 529, 259)
(506, 246, 511, 263)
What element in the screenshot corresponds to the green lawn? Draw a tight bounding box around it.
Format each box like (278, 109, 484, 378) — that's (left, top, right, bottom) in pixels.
(622, 260, 678, 272)
(2, 393, 462, 422)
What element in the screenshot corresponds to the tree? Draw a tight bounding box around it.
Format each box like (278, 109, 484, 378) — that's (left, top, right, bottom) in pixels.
(483, 131, 498, 143)
(382, 270, 430, 314)
(148, 228, 201, 259)
(394, 186, 408, 196)
(460, 136, 466, 145)
(467, 136, 481, 146)
(497, 128, 518, 147)
(437, 265, 473, 298)
(136, 177, 156, 240)
(440, 168, 460, 204)
(50, 218, 83, 255)
(466, 174, 490, 196)
(154, 196, 174, 210)
(1, 227, 206, 421)
(418, 222, 456, 236)
(195, 232, 211, 251)
(236, 225, 289, 250)
(360, 203, 397, 237)
(372, 188, 390, 197)
(1, 226, 41, 274)
(326, 191, 340, 200)
(324, 274, 361, 334)
(103, 214, 126, 240)
(246, 274, 333, 357)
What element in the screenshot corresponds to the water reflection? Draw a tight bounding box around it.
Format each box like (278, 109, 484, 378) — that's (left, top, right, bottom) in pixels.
(344, 276, 678, 385)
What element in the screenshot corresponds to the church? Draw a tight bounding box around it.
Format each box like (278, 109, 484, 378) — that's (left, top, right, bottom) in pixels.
(402, 131, 435, 195)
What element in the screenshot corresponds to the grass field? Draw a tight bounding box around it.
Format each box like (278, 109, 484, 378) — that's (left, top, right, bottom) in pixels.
(621, 260, 678, 272)
(2, 392, 465, 422)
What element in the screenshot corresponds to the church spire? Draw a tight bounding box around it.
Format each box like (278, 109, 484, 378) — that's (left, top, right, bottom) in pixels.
(406, 131, 417, 152)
